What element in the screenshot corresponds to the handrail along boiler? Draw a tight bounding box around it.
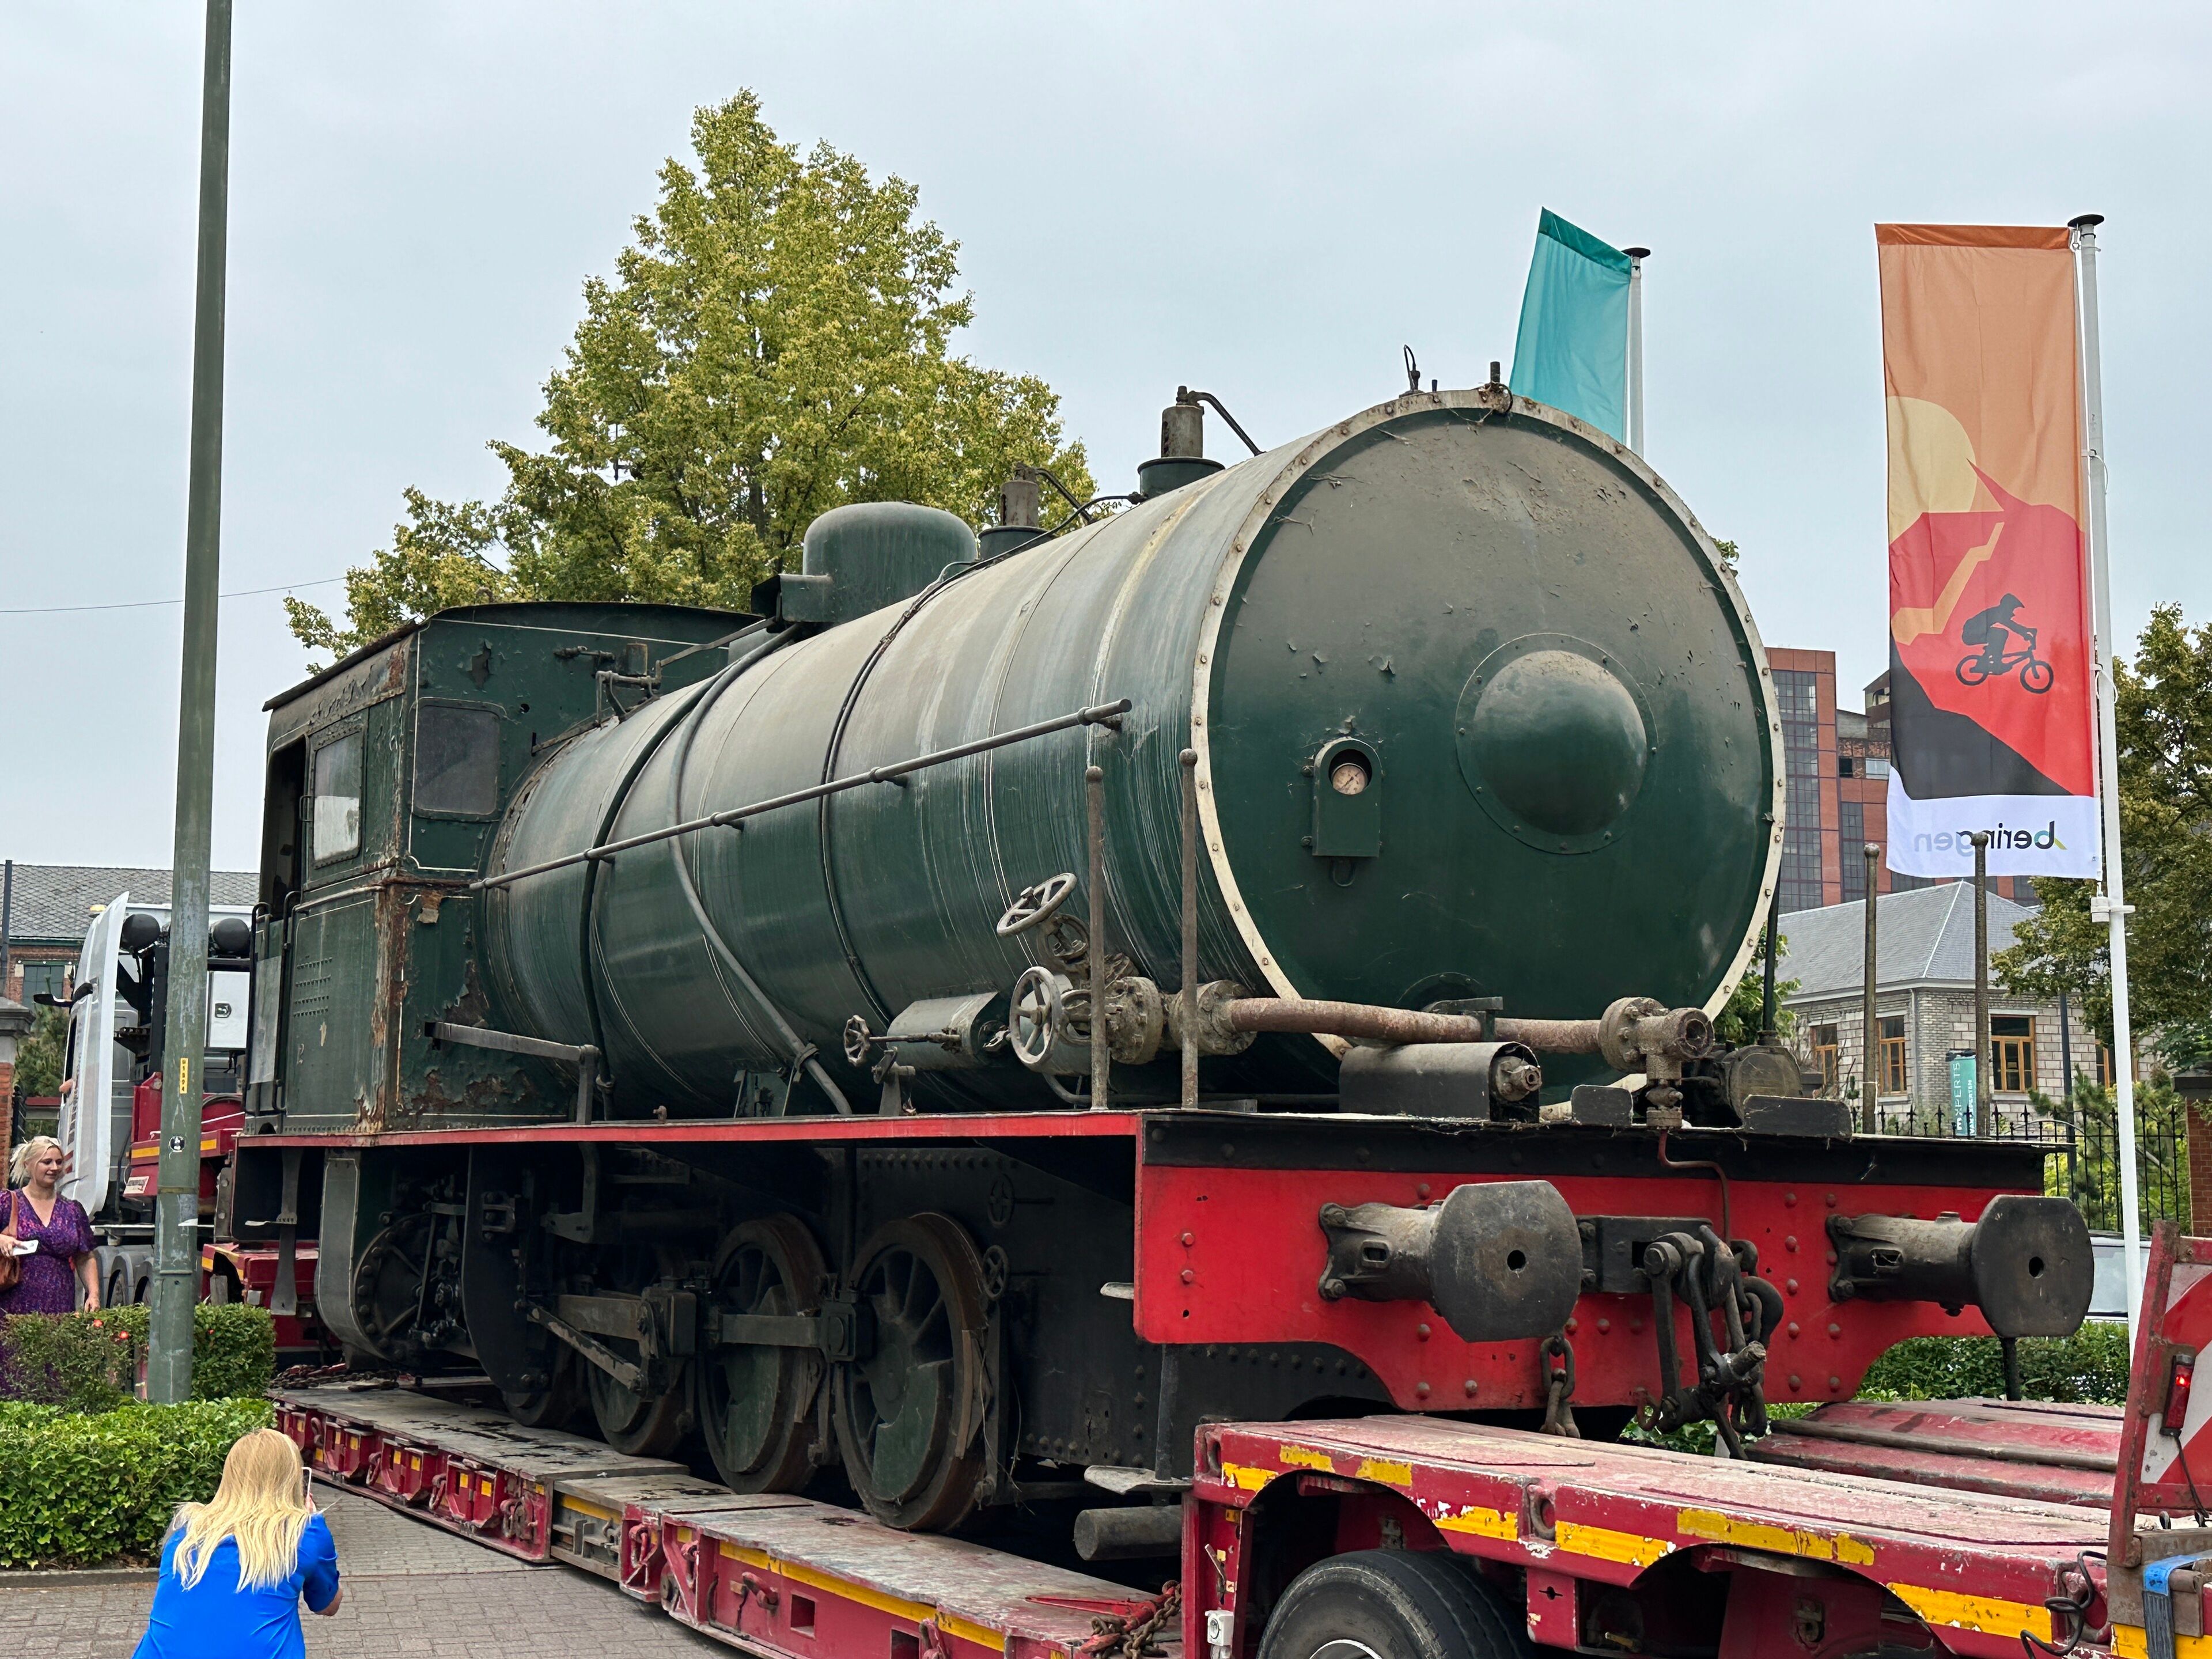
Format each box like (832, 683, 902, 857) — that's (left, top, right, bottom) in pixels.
(229, 377, 2092, 1541)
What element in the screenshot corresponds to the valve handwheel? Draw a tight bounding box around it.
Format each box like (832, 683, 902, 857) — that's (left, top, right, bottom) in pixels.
(1008, 966, 1066, 1069)
(996, 872, 1077, 937)
(842, 1014, 876, 1069)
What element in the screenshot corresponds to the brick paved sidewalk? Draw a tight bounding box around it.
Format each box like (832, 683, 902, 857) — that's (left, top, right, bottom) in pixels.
(0, 1483, 726, 1657)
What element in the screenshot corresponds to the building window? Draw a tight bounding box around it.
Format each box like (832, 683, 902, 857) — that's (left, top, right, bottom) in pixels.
(1777, 668, 1825, 912)
(18, 959, 68, 1003)
(1864, 756, 1891, 779)
(1991, 1014, 2035, 1093)
(1879, 1014, 1907, 1093)
(1810, 1022, 1839, 1093)
(1839, 801, 1868, 904)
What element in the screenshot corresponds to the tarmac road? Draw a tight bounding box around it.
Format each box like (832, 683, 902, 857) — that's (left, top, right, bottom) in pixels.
(0, 1482, 726, 1657)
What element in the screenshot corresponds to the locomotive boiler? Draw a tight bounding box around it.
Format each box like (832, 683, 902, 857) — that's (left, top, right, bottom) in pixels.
(230, 378, 2091, 1541)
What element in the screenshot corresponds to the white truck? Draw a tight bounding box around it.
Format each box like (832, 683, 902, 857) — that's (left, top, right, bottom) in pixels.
(49, 890, 254, 1306)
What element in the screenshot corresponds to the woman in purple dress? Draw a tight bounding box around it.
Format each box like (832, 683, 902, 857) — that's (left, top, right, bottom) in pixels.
(0, 1136, 101, 1313)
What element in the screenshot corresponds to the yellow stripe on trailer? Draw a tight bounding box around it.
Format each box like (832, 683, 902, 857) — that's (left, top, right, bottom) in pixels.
(1676, 1508, 1876, 1567)
(1556, 1521, 1673, 1567)
(1888, 1584, 2053, 1643)
(1433, 1505, 1518, 1542)
(2113, 1624, 2212, 1659)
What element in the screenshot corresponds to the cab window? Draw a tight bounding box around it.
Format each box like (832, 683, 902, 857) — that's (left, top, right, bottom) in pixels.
(414, 703, 501, 817)
(311, 730, 363, 863)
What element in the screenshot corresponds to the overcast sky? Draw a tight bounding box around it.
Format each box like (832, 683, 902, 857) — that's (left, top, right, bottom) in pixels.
(3, 2, 2206, 874)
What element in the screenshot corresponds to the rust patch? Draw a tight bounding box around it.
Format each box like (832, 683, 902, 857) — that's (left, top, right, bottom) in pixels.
(414, 1066, 522, 1117)
(441, 957, 492, 1028)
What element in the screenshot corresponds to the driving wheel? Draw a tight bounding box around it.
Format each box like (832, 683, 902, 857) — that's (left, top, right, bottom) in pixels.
(587, 1245, 692, 1457)
(697, 1216, 827, 1492)
(350, 1212, 436, 1366)
(504, 1350, 588, 1430)
(831, 1213, 991, 1531)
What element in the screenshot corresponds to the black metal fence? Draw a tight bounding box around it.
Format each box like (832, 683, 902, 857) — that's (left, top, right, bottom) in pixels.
(1869, 1080, 2190, 1232)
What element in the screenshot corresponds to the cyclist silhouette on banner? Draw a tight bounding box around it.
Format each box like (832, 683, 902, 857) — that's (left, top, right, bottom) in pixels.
(1956, 592, 2054, 694)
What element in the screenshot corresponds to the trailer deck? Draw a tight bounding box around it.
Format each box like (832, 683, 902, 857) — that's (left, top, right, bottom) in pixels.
(276, 1380, 1181, 1659)
(270, 1224, 2212, 1659)
(269, 1379, 2131, 1659)
(1191, 1412, 2109, 1659)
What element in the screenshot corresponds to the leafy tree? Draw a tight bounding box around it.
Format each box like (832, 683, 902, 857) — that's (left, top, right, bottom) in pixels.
(1712, 927, 1797, 1047)
(2037, 1073, 2192, 1233)
(1997, 604, 2212, 1046)
(13, 1006, 67, 1100)
(290, 92, 1096, 659)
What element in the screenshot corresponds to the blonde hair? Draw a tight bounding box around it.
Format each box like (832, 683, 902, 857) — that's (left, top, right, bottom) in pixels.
(171, 1430, 313, 1592)
(10, 1136, 62, 1190)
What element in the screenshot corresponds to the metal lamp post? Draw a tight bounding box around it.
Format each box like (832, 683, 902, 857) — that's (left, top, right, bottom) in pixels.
(149, 0, 233, 1404)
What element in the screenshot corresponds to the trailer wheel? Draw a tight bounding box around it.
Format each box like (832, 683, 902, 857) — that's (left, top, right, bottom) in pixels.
(1258, 1550, 1533, 1659)
(95, 1248, 127, 1312)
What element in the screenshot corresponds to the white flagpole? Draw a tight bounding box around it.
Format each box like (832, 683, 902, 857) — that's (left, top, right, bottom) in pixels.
(1624, 247, 1649, 454)
(2071, 213, 2141, 1339)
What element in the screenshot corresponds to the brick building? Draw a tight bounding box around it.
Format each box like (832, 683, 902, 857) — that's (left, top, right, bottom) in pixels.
(1771, 650, 2027, 912)
(1779, 882, 2099, 1131)
(0, 862, 256, 1105)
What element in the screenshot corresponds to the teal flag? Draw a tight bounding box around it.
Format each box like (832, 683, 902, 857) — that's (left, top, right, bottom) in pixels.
(1509, 209, 1631, 440)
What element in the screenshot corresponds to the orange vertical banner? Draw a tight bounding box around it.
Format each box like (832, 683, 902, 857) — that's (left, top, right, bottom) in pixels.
(1877, 223, 2099, 879)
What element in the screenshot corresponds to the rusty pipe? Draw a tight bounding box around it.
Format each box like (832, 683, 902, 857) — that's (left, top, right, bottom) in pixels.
(1226, 998, 1606, 1053)
(1494, 1017, 1604, 1055)
(1224, 997, 1720, 1072)
(1229, 998, 1484, 1044)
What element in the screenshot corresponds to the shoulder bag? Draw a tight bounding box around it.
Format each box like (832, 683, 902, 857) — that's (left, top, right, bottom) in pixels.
(0, 1192, 24, 1294)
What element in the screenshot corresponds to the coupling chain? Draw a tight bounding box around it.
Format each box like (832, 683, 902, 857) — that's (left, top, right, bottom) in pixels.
(1642, 1225, 1772, 1457)
(1540, 1331, 1581, 1438)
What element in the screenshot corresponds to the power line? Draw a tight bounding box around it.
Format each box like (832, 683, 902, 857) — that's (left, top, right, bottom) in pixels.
(0, 577, 343, 616)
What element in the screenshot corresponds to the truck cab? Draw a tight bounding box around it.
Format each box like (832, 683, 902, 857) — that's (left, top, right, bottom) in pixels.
(51, 891, 314, 1332)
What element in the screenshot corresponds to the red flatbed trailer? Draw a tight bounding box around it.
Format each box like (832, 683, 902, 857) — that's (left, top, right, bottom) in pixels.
(274, 1222, 2212, 1659)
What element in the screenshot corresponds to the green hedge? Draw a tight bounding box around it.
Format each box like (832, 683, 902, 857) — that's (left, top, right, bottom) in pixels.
(0, 1398, 271, 1567)
(0, 1305, 276, 1411)
(1857, 1322, 2131, 1405)
(1622, 1324, 2131, 1455)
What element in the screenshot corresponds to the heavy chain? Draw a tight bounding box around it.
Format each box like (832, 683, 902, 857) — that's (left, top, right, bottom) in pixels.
(1083, 1581, 1182, 1659)
(1540, 1332, 1581, 1438)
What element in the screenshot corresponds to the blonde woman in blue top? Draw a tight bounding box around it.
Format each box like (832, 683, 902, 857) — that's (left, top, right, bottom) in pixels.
(134, 1428, 342, 1659)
